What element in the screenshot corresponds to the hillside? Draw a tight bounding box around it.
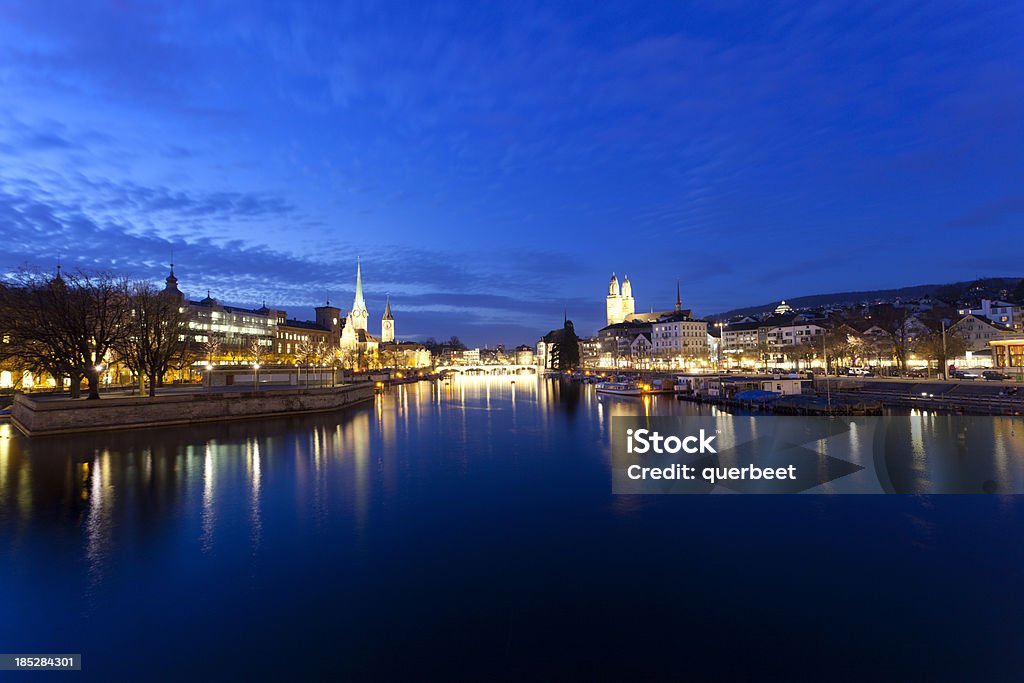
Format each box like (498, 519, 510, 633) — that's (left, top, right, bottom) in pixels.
(710, 277, 1024, 320)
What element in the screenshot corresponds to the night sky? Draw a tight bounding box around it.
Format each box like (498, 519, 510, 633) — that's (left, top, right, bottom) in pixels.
(1, 2, 1022, 345)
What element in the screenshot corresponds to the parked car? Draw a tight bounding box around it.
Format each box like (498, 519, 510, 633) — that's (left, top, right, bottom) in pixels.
(951, 370, 980, 380)
(907, 368, 930, 378)
(982, 370, 1012, 381)
(847, 368, 872, 376)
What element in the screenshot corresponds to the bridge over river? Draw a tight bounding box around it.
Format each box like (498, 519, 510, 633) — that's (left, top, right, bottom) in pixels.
(435, 364, 539, 376)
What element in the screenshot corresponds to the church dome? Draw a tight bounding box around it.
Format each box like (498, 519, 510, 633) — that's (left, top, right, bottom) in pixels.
(608, 273, 619, 296)
(622, 275, 632, 297)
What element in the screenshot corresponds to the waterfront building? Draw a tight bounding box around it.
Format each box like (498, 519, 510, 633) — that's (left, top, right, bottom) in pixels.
(397, 343, 432, 369)
(649, 281, 708, 362)
(162, 267, 276, 359)
(990, 336, 1024, 369)
(340, 259, 397, 359)
(596, 320, 652, 368)
(578, 337, 601, 368)
(651, 312, 709, 362)
(597, 281, 713, 369)
(760, 309, 827, 352)
(957, 299, 1023, 331)
(707, 325, 721, 364)
(274, 319, 335, 359)
(949, 314, 1015, 353)
(162, 266, 344, 363)
(535, 323, 584, 370)
(606, 273, 635, 325)
(515, 345, 535, 365)
(721, 320, 760, 355)
(536, 330, 559, 370)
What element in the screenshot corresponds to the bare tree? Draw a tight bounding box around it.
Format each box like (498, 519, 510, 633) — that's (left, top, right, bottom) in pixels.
(872, 306, 914, 374)
(296, 337, 317, 385)
(248, 337, 265, 388)
(202, 334, 223, 365)
(0, 270, 131, 399)
(915, 330, 967, 376)
(114, 282, 190, 397)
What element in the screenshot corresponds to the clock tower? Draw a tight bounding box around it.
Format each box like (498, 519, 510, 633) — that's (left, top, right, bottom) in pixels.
(381, 295, 394, 343)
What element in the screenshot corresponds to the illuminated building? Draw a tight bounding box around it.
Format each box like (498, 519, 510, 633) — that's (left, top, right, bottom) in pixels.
(340, 259, 397, 356)
(162, 266, 339, 361)
(381, 295, 394, 343)
(949, 314, 1015, 352)
(990, 336, 1024, 368)
(958, 299, 1023, 331)
(606, 273, 635, 325)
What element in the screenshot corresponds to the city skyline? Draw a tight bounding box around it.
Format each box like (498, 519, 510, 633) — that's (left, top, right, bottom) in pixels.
(1, 2, 1022, 344)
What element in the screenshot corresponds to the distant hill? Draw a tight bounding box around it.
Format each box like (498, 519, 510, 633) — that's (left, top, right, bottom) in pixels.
(710, 277, 1024, 320)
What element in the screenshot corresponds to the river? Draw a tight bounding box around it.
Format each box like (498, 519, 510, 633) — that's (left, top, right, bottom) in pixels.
(1, 377, 1022, 680)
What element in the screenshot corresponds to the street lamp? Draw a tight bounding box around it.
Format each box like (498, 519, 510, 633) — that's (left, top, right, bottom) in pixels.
(253, 362, 261, 390)
(205, 363, 214, 390)
(716, 322, 725, 372)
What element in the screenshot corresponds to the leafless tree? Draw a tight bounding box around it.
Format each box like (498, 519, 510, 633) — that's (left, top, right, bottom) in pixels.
(202, 334, 223, 365)
(0, 269, 131, 399)
(114, 282, 190, 397)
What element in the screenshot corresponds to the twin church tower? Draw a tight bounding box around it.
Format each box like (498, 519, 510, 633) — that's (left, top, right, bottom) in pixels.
(606, 273, 635, 325)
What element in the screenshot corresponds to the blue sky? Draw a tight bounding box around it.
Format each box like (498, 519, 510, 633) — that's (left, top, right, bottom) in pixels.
(1, 1, 1022, 345)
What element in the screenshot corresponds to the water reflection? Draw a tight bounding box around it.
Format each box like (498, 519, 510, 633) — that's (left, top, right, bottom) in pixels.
(202, 443, 215, 552)
(0, 380, 1022, 580)
(1, 380, 1024, 681)
(85, 452, 109, 584)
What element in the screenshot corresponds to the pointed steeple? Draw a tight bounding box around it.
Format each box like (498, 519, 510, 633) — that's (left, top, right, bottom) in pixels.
(352, 257, 366, 313)
(382, 293, 393, 321)
(675, 278, 681, 312)
(349, 258, 369, 332)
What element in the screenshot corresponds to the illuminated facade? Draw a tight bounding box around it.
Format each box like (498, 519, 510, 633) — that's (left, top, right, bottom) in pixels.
(381, 295, 394, 343)
(958, 299, 1023, 332)
(990, 337, 1024, 368)
(340, 259, 397, 356)
(162, 266, 339, 362)
(651, 313, 710, 360)
(606, 273, 635, 325)
(949, 314, 1014, 352)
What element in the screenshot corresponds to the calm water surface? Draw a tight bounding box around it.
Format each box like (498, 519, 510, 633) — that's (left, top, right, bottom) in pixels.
(1, 378, 1023, 681)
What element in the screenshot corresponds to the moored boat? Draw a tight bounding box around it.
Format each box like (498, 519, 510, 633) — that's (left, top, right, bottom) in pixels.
(596, 380, 643, 396)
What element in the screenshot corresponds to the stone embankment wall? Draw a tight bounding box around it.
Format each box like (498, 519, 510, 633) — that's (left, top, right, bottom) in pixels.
(11, 384, 375, 436)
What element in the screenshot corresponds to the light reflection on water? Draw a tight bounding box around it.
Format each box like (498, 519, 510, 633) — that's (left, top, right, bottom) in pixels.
(0, 379, 1022, 680)
(1, 382, 1022, 544)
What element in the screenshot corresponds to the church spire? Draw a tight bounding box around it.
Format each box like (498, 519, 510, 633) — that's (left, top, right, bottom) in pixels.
(352, 257, 366, 313)
(382, 293, 393, 321)
(675, 278, 681, 312)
